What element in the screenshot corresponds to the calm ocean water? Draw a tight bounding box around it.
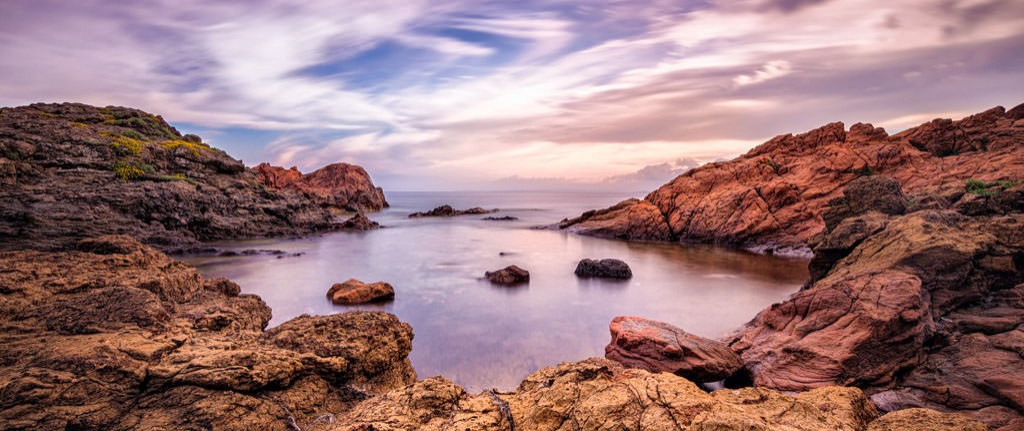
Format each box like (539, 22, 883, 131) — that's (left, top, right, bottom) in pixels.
(181, 191, 808, 392)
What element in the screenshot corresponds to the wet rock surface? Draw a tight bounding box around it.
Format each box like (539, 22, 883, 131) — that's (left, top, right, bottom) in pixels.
(0, 103, 386, 252)
(484, 265, 530, 285)
(605, 316, 743, 383)
(0, 236, 415, 430)
(559, 104, 1024, 255)
(574, 258, 633, 279)
(408, 205, 497, 218)
(327, 279, 396, 304)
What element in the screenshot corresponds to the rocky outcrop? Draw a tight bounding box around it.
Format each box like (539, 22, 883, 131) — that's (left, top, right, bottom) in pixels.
(575, 258, 633, 279)
(605, 316, 743, 383)
(338, 212, 380, 231)
(0, 103, 385, 252)
(482, 215, 518, 221)
(484, 265, 530, 285)
(253, 162, 388, 212)
(559, 103, 1024, 255)
(329, 357, 913, 431)
(327, 279, 396, 304)
(0, 235, 415, 430)
(408, 205, 497, 218)
(727, 178, 1024, 430)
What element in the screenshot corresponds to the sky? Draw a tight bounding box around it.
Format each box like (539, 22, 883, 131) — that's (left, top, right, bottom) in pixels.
(1, 0, 1022, 191)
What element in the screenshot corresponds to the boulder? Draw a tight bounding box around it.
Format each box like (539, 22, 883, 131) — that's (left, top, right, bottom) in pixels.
(575, 258, 632, 279)
(328, 279, 396, 304)
(605, 316, 743, 382)
(484, 265, 530, 285)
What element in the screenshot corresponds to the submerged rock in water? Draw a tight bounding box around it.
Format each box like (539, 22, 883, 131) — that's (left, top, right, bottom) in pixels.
(605, 316, 743, 383)
(482, 215, 518, 221)
(409, 204, 498, 218)
(575, 258, 632, 279)
(328, 279, 395, 304)
(485, 265, 530, 285)
(338, 212, 380, 231)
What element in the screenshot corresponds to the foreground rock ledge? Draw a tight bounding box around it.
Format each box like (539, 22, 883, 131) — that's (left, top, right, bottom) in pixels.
(331, 358, 986, 431)
(0, 235, 415, 430)
(605, 316, 742, 383)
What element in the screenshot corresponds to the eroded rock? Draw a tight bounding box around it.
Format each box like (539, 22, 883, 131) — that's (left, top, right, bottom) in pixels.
(605, 316, 743, 383)
(408, 205, 497, 218)
(0, 236, 415, 430)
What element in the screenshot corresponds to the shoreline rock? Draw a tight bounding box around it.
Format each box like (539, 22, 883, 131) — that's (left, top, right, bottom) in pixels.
(558, 103, 1024, 255)
(338, 212, 381, 231)
(0, 235, 415, 430)
(328, 279, 396, 304)
(0, 102, 388, 252)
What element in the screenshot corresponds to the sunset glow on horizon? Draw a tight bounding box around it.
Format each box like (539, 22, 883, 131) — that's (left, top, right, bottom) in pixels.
(2, 0, 1022, 190)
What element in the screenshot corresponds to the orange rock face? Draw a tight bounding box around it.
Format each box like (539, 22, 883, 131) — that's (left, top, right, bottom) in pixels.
(327, 279, 396, 304)
(561, 104, 1024, 256)
(605, 316, 742, 383)
(254, 162, 388, 212)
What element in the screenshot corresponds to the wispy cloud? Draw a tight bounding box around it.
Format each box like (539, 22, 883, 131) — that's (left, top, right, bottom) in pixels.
(1, 0, 1022, 190)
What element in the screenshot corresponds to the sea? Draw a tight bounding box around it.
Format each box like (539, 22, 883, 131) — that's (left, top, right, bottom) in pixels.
(181, 191, 809, 392)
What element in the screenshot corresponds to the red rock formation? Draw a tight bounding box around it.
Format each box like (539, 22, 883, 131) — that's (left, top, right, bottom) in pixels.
(560, 103, 1024, 256)
(728, 177, 1024, 430)
(605, 316, 742, 383)
(254, 162, 388, 212)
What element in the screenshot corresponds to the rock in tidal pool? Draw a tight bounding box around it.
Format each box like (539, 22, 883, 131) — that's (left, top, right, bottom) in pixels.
(575, 258, 632, 279)
(605, 316, 743, 383)
(485, 265, 530, 285)
(327, 279, 395, 304)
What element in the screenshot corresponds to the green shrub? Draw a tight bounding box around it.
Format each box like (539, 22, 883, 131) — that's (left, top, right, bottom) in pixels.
(121, 129, 144, 140)
(965, 179, 1022, 197)
(112, 160, 145, 182)
(110, 136, 144, 155)
(161, 139, 211, 157)
(760, 159, 782, 174)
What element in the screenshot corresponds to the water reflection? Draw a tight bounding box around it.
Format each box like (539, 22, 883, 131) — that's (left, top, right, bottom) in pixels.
(182, 192, 808, 392)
